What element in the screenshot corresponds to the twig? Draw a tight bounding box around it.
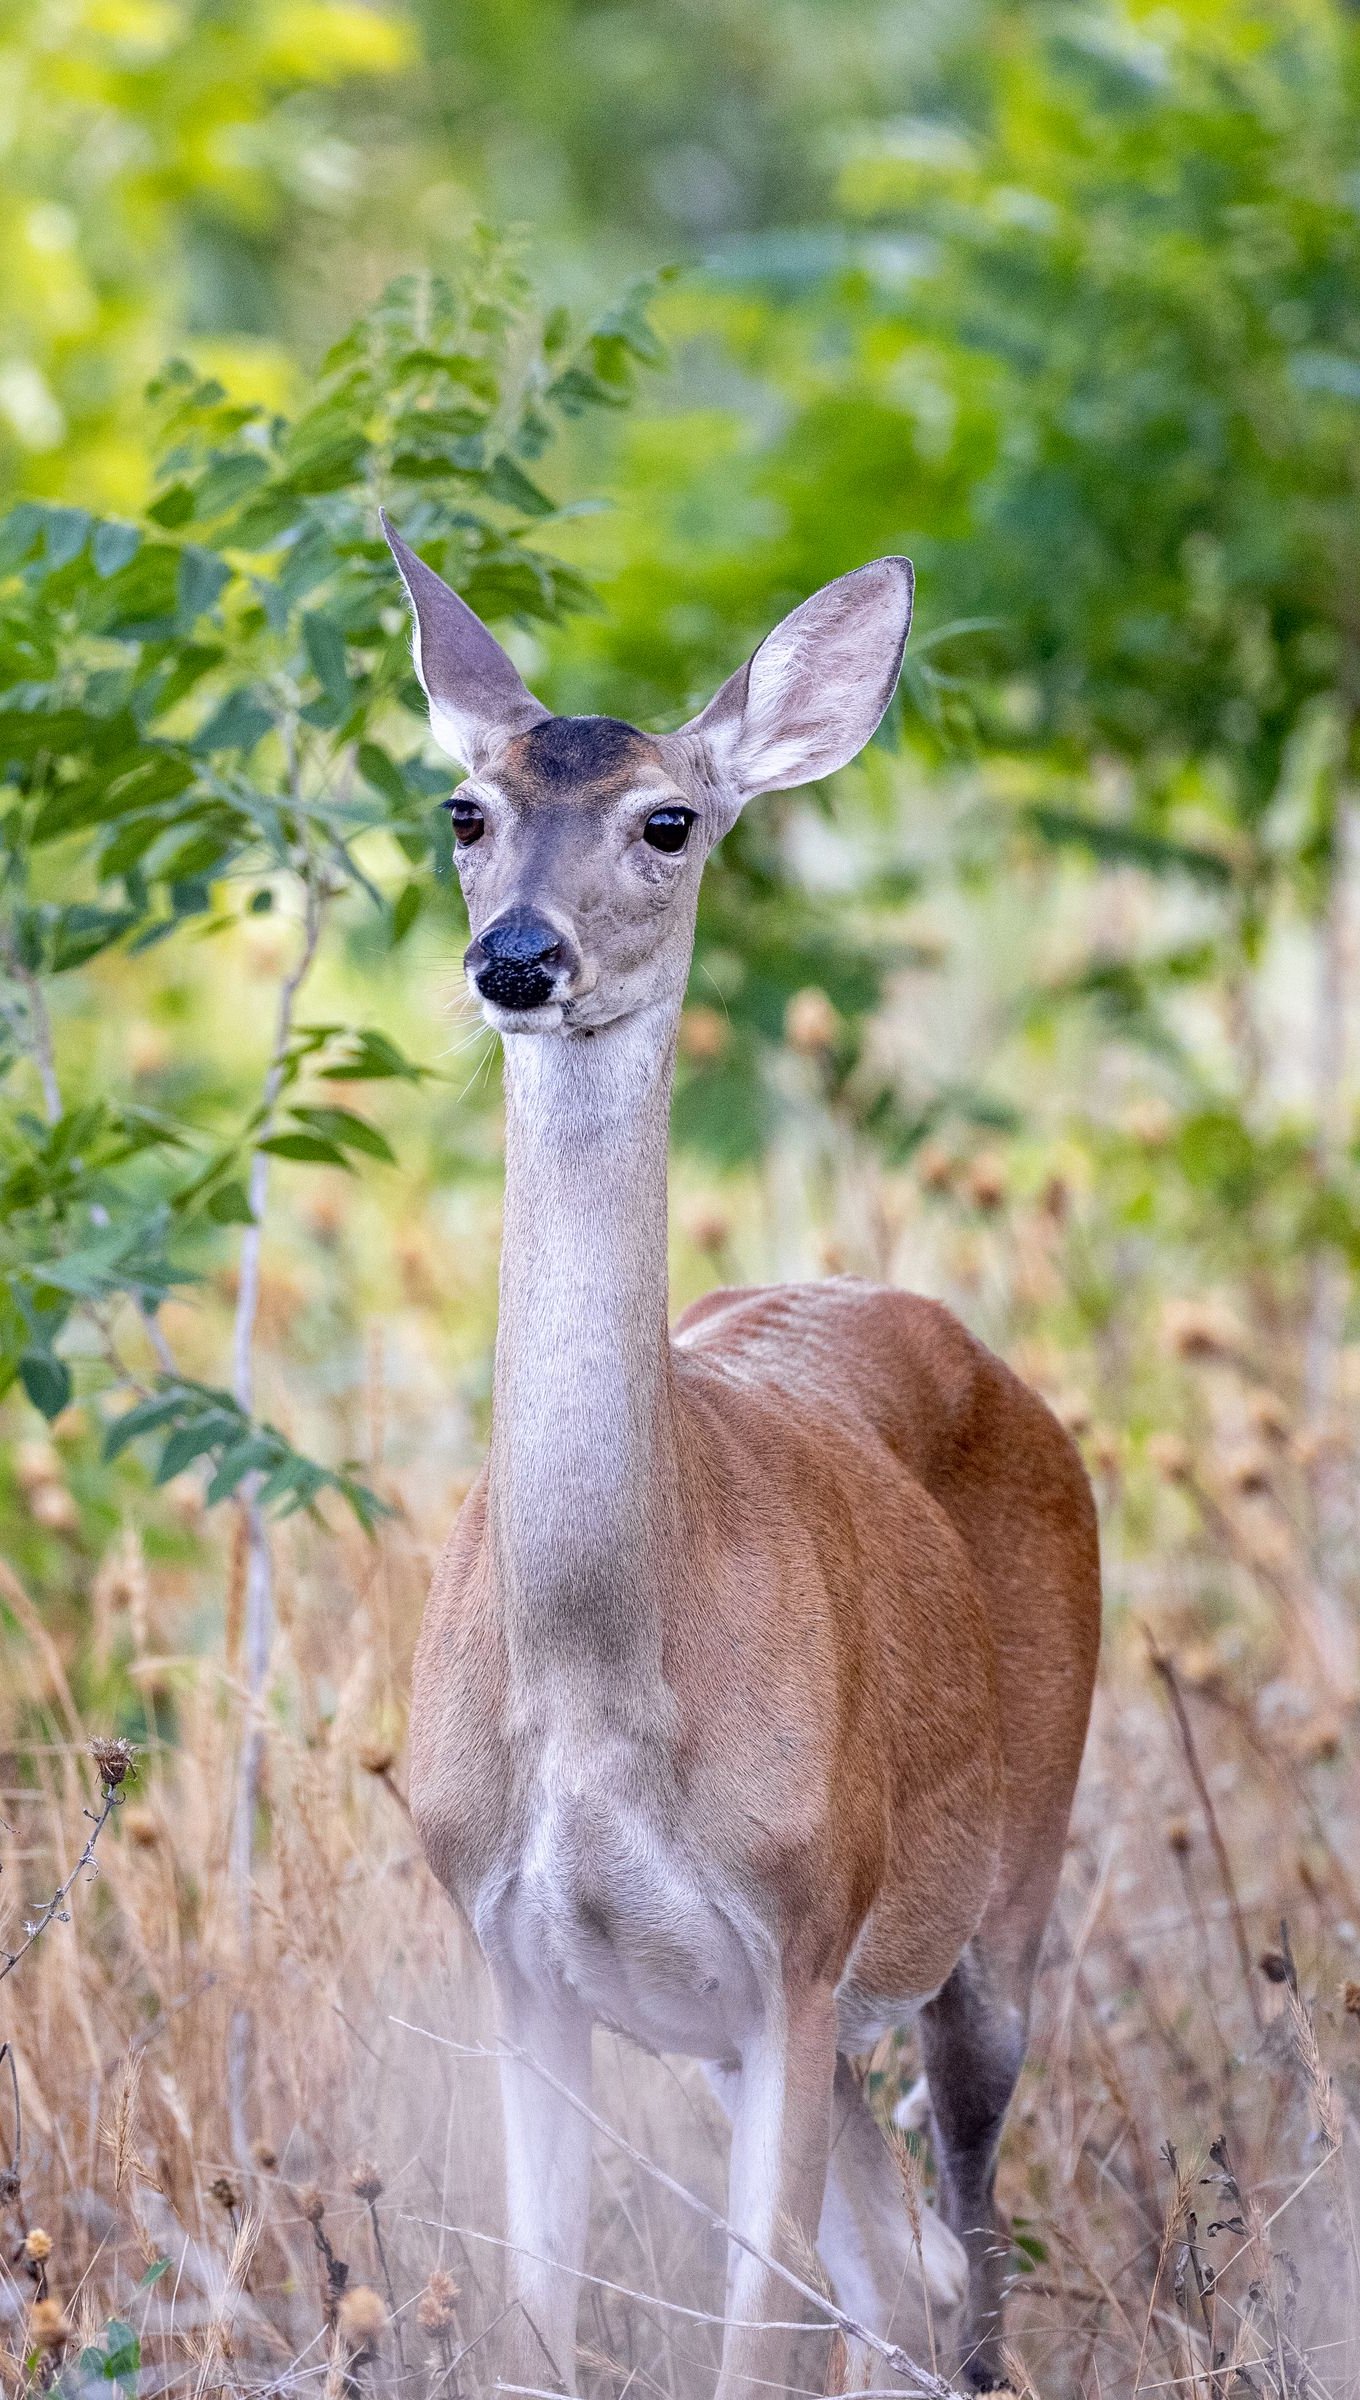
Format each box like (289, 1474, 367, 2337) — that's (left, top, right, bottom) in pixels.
(391, 2020, 958, 2399)
(0, 948, 61, 1126)
(228, 862, 328, 2164)
(1146, 1638, 1264, 2037)
(1, 1756, 130, 1983)
(0, 2040, 20, 2214)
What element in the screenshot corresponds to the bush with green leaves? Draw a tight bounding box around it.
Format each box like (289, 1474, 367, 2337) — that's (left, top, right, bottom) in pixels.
(0, 246, 660, 1522)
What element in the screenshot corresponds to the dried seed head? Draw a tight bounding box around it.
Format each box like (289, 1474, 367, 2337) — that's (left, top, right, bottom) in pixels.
(915, 1140, 956, 1194)
(89, 1735, 136, 1788)
(677, 1003, 727, 1063)
(297, 2185, 326, 2225)
(1220, 1443, 1271, 1497)
(1122, 1097, 1175, 1149)
(417, 2269, 459, 2335)
(356, 1738, 396, 1778)
(29, 1482, 79, 1533)
(30, 2298, 72, 2351)
(1165, 1816, 1193, 1856)
(1148, 1432, 1192, 1484)
(1342, 1981, 1360, 2017)
(1163, 1298, 1241, 1363)
(1040, 1172, 1070, 1224)
(337, 2286, 388, 2350)
(1247, 1389, 1292, 1446)
(23, 2230, 53, 2264)
(1088, 1426, 1121, 1478)
(348, 2161, 384, 2202)
(784, 986, 839, 1056)
(252, 2140, 278, 2171)
(964, 1150, 1007, 1212)
(682, 1201, 732, 1258)
(15, 1440, 60, 1493)
(210, 2174, 242, 2212)
(1258, 1949, 1291, 1985)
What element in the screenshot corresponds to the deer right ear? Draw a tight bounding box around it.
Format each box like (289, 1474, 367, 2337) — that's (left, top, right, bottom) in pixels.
(667, 557, 913, 823)
(381, 513, 549, 771)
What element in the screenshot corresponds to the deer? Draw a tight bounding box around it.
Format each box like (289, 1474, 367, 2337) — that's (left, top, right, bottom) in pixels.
(383, 515, 1102, 2400)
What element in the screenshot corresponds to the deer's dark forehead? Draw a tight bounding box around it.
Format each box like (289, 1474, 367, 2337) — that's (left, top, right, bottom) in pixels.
(496, 715, 664, 800)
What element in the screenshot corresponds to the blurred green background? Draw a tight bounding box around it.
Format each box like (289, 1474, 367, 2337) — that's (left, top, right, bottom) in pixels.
(6, 13, 1360, 2370)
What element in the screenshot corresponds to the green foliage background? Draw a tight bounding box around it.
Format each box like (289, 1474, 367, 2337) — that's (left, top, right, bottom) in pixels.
(4, 0, 1360, 1694)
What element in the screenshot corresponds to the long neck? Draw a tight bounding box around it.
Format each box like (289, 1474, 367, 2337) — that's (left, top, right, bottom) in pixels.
(489, 1006, 682, 1727)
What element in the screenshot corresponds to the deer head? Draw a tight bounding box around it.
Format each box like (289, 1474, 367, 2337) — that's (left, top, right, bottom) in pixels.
(383, 515, 913, 1036)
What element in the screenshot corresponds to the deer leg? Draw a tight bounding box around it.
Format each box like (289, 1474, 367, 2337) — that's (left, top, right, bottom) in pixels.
(714, 1983, 837, 2400)
(918, 1947, 1028, 2393)
(817, 2056, 968, 2388)
(493, 1971, 594, 2396)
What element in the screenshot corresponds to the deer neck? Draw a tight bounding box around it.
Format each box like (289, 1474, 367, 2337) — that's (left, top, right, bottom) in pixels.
(489, 1006, 682, 1736)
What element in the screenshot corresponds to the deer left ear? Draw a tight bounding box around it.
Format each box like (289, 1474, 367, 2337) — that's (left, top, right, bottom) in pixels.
(666, 558, 913, 819)
(381, 512, 549, 771)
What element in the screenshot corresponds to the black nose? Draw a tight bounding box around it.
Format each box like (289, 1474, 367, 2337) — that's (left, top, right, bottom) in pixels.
(466, 908, 568, 1012)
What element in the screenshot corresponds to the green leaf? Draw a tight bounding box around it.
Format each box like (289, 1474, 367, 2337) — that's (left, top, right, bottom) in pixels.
(104, 1391, 185, 1460)
(93, 522, 142, 578)
(302, 611, 350, 705)
(100, 2320, 140, 2383)
(43, 506, 91, 568)
(204, 1180, 256, 1225)
(259, 1132, 353, 1165)
(177, 546, 231, 628)
(19, 1350, 72, 1420)
(287, 1104, 395, 1162)
(205, 1435, 278, 1503)
(485, 454, 556, 517)
(390, 881, 421, 944)
(357, 741, 415, 809)
(193, 690, 274, 754)
(155, 1415, 237, 1482)
(316, 1027, 430, 1082)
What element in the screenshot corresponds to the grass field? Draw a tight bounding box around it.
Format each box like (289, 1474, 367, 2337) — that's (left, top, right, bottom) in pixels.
(4, 1051, 1359, 2400)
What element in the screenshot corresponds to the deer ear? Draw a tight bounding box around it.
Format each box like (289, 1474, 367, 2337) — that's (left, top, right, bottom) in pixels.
(381, 513, 549, 770)
(669, 558, 913, 817)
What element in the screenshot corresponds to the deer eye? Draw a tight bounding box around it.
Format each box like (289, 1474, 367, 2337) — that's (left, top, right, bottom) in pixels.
(642, 807, 695, 855)
(447, 795, 485, 846)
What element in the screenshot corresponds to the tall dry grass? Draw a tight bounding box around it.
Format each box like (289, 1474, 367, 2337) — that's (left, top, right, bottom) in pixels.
(3, 1128, 1359, 2400)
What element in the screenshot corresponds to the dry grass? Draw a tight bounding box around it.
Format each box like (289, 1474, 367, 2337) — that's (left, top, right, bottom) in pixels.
(3, 1145, 1360, 2400)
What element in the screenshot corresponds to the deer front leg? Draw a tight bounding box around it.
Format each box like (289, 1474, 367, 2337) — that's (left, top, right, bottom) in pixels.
(494, 1970, 594, 2396)
(716, 1982, 838, 2400)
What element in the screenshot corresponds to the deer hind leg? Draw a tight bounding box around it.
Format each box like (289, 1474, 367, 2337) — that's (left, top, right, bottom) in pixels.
(493, 1971, 594, 2396)
(918, 1945, 1029, 2394)
(713, 1983, 838, 2400)
(816, 2056, 968, 2389)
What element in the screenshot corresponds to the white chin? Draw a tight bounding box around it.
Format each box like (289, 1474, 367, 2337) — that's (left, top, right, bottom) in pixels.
(480, 999, 565, 1036)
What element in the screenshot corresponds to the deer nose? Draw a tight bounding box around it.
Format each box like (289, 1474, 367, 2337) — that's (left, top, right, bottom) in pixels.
(466, 908, 573, 1012)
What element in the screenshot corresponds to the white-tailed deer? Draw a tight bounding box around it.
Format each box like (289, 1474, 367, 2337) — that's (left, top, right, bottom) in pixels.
(384, 515, 1101, 2400)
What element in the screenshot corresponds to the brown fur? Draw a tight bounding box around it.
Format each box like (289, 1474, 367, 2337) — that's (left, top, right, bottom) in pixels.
(413, 1282, 1098, 2001)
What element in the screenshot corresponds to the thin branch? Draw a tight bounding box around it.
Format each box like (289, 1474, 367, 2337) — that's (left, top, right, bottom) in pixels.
(232, 866, 327, 1416)
(0, 2039, 20, 2204)
(1146, 1637, 1264, 2037)
(1, 1769, 126, 1984)
(391, 2021, 957, 2400)
(228, 857, 327, 2167)
(1, 950, 62, 1126)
